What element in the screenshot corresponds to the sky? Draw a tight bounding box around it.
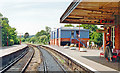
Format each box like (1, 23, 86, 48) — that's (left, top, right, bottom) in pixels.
(0, 0, 73, 35)
(0, 0, 101, 35)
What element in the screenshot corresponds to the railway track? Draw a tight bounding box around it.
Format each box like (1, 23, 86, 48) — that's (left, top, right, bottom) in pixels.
(38, 46, 67, 73)
(1, 44, 94, 73)
(39, 45, 94, 73)
(1, 46, 34, 73)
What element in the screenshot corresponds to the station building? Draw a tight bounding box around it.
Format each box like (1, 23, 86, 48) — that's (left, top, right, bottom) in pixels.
(60, 0, 120, 51)
(50, 27, 89, 47)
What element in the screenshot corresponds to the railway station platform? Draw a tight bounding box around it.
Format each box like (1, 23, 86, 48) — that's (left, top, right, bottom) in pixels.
(44, 45, 119, 73)
(0, 44, 27, 57)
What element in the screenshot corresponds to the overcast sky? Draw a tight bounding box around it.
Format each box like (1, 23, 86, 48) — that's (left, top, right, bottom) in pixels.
(0, 0, 73, 35)
(0, 0, 101, 35)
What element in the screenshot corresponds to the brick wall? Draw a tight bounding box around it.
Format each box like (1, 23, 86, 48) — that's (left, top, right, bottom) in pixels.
(50, 39, 53, 45)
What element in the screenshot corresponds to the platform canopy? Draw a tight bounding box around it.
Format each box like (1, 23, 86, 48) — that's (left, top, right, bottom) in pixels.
(60, 0, 120, 25)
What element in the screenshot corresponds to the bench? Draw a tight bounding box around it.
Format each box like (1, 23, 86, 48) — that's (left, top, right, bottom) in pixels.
(100, 49, 120, 61)
(112, 49, 120, 61)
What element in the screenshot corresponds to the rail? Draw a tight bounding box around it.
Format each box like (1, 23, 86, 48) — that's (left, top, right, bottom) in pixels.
(38, 46, 67, 73)
(40, 45, 94, 73)
(1, 46, 35, 73)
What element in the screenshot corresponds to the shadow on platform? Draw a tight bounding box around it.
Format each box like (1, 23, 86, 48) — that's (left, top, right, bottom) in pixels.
(82, 56, 120, 71)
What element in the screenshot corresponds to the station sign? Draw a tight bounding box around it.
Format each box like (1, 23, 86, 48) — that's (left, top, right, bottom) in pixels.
(96, 29, 108, 33)
(100, 19, 114, 25)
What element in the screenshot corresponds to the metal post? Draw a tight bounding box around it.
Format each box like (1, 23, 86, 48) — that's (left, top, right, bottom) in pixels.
(79, 24, 80, 51)
(7, 32, 8, 46)
(20, 34, 21, 45)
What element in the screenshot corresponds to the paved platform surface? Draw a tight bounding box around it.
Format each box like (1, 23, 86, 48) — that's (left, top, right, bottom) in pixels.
(44, 45, 119, 73)
(0, 44, 27, 57)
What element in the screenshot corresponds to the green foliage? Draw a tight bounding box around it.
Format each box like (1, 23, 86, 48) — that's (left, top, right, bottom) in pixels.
(10, 39, 14, 45)
(77, 24, 103, 46)
(30, 37, 36, 43)
(24, 26, 51, 45)
(77, 24, 98, 32)
(2, 17, 19, 46)
(0, 13, 3, 16)
(24, 32, 29, 39)
(64, 24, 74, 27)
(38, 35, 48, 44)
(14, 38, 19, 44)
(36, 30, 47, 37)
(21, 38, 25, 42)
(90, 31, 103, 46)
(46, 26, 51, 33)
(26, 38, 31, 42)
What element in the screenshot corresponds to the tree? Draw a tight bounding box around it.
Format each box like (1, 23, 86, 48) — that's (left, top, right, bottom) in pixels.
(24, 32, 29, 39)
(45, 26, 51, 42)
(23, 26, 51, 45)
(64, 24, 74, 27)
(90, 32, 103, 46)
(34, 26, 51, 45)
(30, 37, 36, 43)
(21, 38, 25, 42)
(38, 35, 48, 44)
(2, 17, 19, 46)
(25, 38, 31, 42)
(76, 24, 98, 32)
(45, 26, 51, 33)
(0, 13, 3, 26)
(36, 30, 47, 37)
(0, 13, 3, 17)
(77, 24, 103, 46)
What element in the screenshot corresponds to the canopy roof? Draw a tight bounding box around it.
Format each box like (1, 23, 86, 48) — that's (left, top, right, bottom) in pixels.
(60, 0, 120, 25)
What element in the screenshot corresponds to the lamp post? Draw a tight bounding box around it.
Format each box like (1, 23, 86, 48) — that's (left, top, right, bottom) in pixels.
(20, 34, 21, 45)
(18, 33, 23, 45)
(7, 32, 8, 46)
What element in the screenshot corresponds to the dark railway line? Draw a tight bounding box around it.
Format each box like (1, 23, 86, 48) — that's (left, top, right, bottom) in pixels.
(1, 46, 34, 73)
(1, 44, 95, 73)
(38, 46, 67, 73)
(40, 45, 94, 73)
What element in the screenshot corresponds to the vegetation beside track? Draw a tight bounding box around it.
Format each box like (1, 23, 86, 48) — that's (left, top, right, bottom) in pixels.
(22, 26, 51, 45)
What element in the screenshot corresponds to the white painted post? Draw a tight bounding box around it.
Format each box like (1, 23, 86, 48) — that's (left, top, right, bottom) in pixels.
(103, 33, 104, 51)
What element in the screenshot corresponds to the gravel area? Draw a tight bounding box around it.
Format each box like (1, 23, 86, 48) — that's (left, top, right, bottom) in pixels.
(25, 46, 41, 72)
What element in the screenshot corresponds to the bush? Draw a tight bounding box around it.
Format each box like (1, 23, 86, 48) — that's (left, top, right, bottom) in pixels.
(10, 39, 14, 45)
(21, 38, 25, 42)
(14, 38, 20, 44)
